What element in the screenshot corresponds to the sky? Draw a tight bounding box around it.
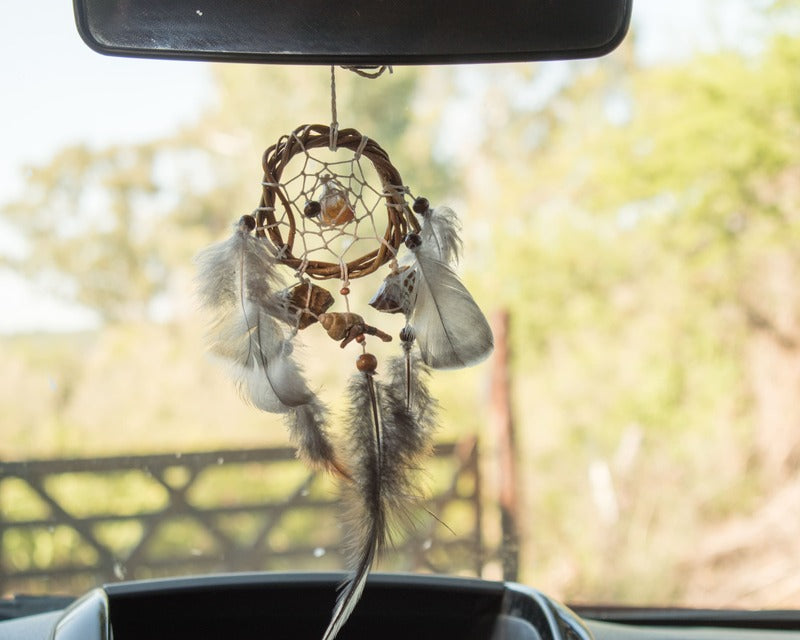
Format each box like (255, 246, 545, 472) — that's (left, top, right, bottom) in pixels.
(0, 0, 787, 333)
(0, 2, 212, 200)
(0, 1, 211, 332)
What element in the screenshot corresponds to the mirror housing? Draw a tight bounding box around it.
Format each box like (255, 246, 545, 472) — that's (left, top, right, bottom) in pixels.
(73, 0, 632, 65)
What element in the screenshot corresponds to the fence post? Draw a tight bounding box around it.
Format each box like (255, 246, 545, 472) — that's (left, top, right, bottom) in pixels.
(490, 310, 520, 581)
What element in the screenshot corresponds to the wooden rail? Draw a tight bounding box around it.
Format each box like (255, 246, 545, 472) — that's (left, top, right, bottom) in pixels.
(0, 439, 482, 595)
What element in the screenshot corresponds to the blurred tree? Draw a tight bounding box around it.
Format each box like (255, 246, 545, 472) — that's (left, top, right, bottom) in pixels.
(0, 65, 448, 323)
(585, 36, 800, 476)
(456, 33, 800, 598)
(2, 144, 162, 322)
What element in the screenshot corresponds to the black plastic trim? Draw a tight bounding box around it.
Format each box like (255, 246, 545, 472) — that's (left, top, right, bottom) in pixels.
(572, 606, 800, 631)
(72, 0, 632, 66)
(105, 572, 506, 640)
(0, 595, 76, 621)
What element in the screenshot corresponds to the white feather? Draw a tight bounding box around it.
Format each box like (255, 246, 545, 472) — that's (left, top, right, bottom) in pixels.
(195, 217, 280, 312)
(410, 245, 493, 370)
(233, 322, 312, 411)
(420, 205, 462, 265)
(196, 217, 316, 410)
(233, 360, 290, 413)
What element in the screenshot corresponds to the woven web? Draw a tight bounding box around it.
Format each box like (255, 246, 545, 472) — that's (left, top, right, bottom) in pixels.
(258, 143, 408, 281)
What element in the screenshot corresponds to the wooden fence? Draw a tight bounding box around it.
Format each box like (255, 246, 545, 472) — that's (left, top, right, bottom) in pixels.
(0, 438, 483, 596)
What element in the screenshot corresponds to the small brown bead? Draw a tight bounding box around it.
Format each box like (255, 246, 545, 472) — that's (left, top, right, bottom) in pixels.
(412, 197, 430, 214)
(340, 286, 350, 296)
(239, 214, 257, 231)
(356, 353, 378, 373)
(304, 200, 322, 218)
(404, 233, 422, 250)
(355, 334, 366, 344)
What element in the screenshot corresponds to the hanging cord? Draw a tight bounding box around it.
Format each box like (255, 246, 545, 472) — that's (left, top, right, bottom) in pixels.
(342, 65, 393, 79)
(330, 66, 339, 151)
(330, 65, 394, 151)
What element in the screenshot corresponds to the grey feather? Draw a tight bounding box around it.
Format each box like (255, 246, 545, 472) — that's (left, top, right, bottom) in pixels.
(285, 398, 348, 477)
(410, 245, 494, 370)
(420, 205, 462, 265)
(323, 372, 386, 640)
(384, 353, 438, 462)
(195, 216, 282, 313)
(196, 217, 342, 472)
(324, 360, 437, 640)
(197, 229, 309, 410)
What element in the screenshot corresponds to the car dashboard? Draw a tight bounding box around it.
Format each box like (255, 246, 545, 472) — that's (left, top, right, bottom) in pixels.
(3, 573, 800, 640)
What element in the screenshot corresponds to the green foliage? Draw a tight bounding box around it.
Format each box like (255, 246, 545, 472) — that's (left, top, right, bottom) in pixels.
(2, 144, 164, 321)
(463, 35, 800, 602)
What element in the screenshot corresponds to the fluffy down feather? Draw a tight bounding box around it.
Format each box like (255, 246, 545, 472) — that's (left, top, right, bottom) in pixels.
(420, 205, 462, 265)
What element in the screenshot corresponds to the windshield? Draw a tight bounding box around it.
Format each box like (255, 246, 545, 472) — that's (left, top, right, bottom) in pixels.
(2, 0, 800, 612)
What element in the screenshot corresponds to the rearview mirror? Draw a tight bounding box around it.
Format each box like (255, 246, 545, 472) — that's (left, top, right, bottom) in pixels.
(73, 0, 632, 65)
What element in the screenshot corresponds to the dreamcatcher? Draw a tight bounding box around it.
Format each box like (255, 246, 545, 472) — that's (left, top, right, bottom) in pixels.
(195, 68, 493, 640)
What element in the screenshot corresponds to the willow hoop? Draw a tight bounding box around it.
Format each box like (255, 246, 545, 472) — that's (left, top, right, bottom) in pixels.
(257, 124, 420, 280)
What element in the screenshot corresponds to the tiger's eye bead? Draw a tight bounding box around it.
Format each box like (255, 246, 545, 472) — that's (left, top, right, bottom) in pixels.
(404, 233, 422, 250)
(304, 200, 321, 218)
(239, 214, 257, 231)
(320, 190, 355, 226)
(340, 286, 350, 296)
(356, 353, 378, 373)
(412, 197, 430, 214)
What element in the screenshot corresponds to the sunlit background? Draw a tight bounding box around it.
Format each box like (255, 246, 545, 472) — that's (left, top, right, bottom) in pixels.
(3, 0, 800, 608)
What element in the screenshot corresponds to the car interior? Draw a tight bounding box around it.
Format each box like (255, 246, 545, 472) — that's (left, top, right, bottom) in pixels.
(4, 1, 800, 639)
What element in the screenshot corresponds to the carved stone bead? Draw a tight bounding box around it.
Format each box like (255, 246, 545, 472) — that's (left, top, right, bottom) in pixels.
(286, 282, 334, 329)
